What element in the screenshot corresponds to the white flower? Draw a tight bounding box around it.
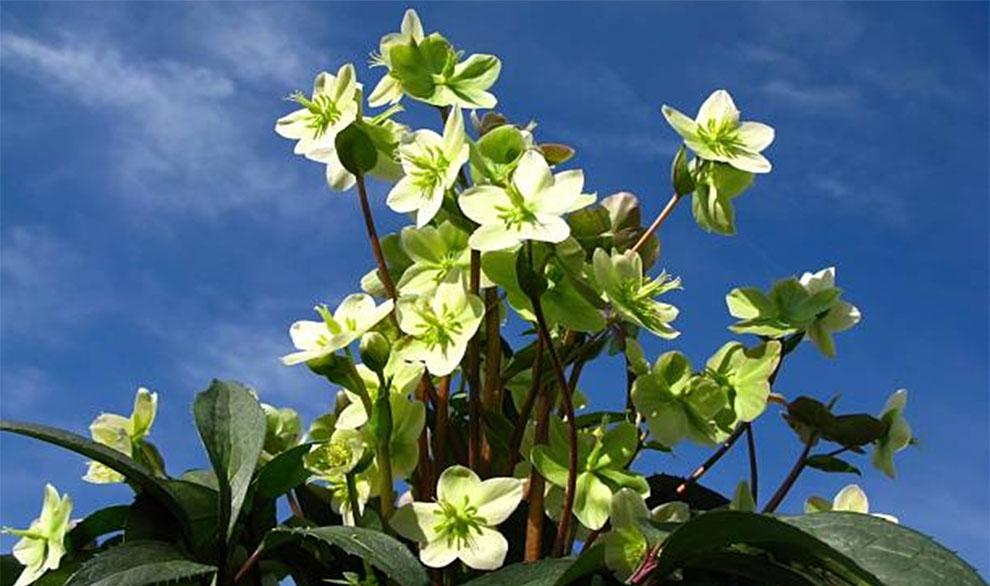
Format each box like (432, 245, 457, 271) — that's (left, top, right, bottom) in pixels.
(368, 9, 425, 107)
(459, 150, 595, 251)
(799, 266, 861, 358)
(275, 64, 360, 166)
(2, 485, 73, 586)
(872, 389, 912, 479)
(390, 466, 523, 570)
(281, 294, 393, 366)
(662, 89, 774, 174)
(395, 280, 484, 376)
(805, 484, 898, 524)
(84, 387, 158, 484)
(386, 105, 469, 227)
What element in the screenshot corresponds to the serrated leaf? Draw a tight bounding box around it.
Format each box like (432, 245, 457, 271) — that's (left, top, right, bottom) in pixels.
(0, 421, 189, 539)
(193, 379, 267, 538)
(64, 541, 216, 586)
(265, 526, 428, 586)
(66, 506, 129, 551)
(651, 510, 880, 585)
(786, 512, 986, 586)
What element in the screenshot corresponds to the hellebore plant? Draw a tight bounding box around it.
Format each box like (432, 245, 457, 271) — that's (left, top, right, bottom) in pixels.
(3, 8, 983, 586)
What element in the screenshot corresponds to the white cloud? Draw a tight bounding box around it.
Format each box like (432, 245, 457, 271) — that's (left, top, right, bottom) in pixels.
(0, 24, 313, 219)
(762, 80, 860, 109)
(815, 177, 909, 229)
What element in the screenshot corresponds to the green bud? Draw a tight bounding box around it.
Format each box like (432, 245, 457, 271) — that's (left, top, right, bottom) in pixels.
(359, 332, 391, 373)
(335, 122, 378, 175)
(262, 404, 302, 454)
(369, 390, 394, 444)
(671, 145, 695, 196)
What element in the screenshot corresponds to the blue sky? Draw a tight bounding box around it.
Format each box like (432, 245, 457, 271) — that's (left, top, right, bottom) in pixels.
(1, 1, 987, 575)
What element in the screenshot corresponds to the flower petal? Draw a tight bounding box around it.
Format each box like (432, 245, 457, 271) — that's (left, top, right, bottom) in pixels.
(390, 502, 443, 544)
(458, 185, 512, 226)
(661, 105, 700, 142)
(522, 214, 571, 244)
(512, 150, 553, 198)
(287, 321, 328, 351)
(468, 224, 522, 252)
(474, 477, 524, 526)
(696, 89, 739, 127)
(459, 526, 508, 570)
(727, 149, 772, 174)
(437, 465, 482, 506)
(833, 484, 869, 514)
(736, 121, 775, 152)
(387, 175, 425, 214)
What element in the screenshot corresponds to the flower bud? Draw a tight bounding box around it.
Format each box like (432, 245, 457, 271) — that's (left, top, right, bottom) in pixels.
(359, 332, 391, 373)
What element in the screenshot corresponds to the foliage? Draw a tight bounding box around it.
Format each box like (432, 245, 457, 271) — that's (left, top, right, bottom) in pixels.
(1, 8, 982, 586)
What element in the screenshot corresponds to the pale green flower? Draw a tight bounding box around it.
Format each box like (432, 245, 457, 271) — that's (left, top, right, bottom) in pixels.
(2, 484, 73, 586)
(390, 466, 523, 570)
(799, 266, 861, 358)
(726, 266, 859, 357)
(395, 280, 484, 376)
(383, 29, 501, 109)
(305, 428, 366, 478)
(396, 222, 491, 296)
(593, 248, 680, 339)
(369, 9, 425, 107)
(261, 403, 301, 455)
(703, 340, 781, 423)
(459, 150, 595, 251)
(530, 418, 647, 531)
(275, 64, 360, 163)
(662, 89, 774, 174)
(603, 489, 689, 581)
(729, 481, 756, 512)
(631, 351, 730, 448)
(281, 294, 394, 366)
(387, 105, 469, 227)
(872, 389, 912, 479)
(326, 472, 375, 527)
(84, 387, 158, 484)
(805, 484, 898, 524)
(336, 358, 425, 429)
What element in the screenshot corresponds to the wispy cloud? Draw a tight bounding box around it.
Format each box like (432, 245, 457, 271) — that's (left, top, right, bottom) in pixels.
(762, 80, 860, 109)
(0, 14, 315, 219)
(815, 177, 909, 229)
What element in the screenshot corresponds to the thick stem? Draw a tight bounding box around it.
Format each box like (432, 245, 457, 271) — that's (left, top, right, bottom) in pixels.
(762, 438, 815, 513)
(480, 287, 502, 473)
(631, 192, 683, 254)
(509, 335, 544, 471)
(524, 387, 552, 561)
(433, 375, 452, 483)
(355, 173, 397, 302)
(745, 424, 759, 505)
(528, 295, 578, 558)
(414, 377, 434, 500)
(233, 543, 263, 584)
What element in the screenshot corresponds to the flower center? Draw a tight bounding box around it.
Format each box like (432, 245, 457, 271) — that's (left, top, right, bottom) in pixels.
(697, 118, 745, 157)
(292, 92, 344, 139)
(419, 306, 463, 350)
(434, 496, 486, 549)
(406, 146, 451, 198)
(308, 439, 354, 474)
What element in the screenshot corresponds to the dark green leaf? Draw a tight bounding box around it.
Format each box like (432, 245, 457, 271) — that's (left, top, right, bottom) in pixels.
(0, 421, 188, 538)
(64, 541, 216, 586)
(335, 123, 378, 175)
(806, 455, 861, 476)
(265, 526, 428, 586)
(1, 555, 23, 586)
(671, 145, 695, 196)
(193, 379, 267, 538)
(827, 414, 886, 447)
(787, 512, 986, 586)
(460, 542, 604, 586)
(680, 551, 819, 586)
(67, 506, 129, 550)
(254, 443, 314, 501)
(646, 474, 729, 511)
(652, 510, 879, 585)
